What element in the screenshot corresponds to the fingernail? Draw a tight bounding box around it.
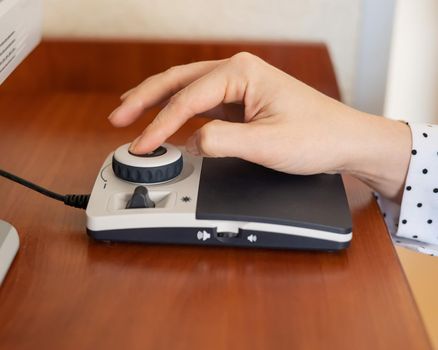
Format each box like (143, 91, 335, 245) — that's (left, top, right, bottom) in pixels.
(107, 110, 115, 120)
(129, 137, 139, 153)
(109, 100, 143, 120)
(129, 136, 141, 153)
(120, 90, 132, 100)
(186, 134, 200, 156)
(107, 106, 123, 120)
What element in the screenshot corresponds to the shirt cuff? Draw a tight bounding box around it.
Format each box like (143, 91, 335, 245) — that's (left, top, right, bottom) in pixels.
(376, 122, 438, 256)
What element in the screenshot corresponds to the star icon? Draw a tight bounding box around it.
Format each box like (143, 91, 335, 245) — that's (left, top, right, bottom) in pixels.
(181, 196, 191, 203)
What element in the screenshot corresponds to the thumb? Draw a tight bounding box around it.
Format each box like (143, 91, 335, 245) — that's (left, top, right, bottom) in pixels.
(186, 119, 254, 158)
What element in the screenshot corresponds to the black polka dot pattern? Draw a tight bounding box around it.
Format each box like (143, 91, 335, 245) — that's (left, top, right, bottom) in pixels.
(376, 123, 438, 256)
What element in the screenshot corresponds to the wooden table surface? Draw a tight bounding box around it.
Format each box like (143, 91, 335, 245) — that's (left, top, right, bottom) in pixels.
(0, 41, 431, 350)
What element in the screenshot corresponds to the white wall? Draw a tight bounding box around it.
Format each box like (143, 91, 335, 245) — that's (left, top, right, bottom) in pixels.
(42, 0, 361, 104)
(354, 0, 395, 115)
(384, 0, 438, 123)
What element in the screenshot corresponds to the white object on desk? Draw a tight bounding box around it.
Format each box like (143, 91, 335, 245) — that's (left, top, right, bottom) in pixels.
(0, 0, 42, 84)
(0, 0, 41, 284)
(0, 220, 19, 284)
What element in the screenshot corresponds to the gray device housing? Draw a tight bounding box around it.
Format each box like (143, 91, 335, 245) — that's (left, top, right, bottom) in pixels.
(86, 151, 352, 251)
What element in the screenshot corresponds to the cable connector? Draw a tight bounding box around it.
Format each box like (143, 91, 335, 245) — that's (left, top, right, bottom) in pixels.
(1, 168, 91, 210)
(64, 194, 90, 209)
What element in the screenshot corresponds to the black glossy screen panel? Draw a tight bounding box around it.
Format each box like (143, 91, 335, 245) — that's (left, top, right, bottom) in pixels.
(196, 158, 352, 234)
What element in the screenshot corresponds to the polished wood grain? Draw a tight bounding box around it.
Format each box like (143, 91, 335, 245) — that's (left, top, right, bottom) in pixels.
(0, 41, 431, 350)
(0, 39, 340, 99)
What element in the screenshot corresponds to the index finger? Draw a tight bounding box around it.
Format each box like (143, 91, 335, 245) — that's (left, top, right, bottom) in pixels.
(130, 62, 247, 153)
(108, 60, 224, 127)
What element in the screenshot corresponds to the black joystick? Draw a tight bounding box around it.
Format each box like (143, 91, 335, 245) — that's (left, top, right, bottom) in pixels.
(126, 186, 155, 209)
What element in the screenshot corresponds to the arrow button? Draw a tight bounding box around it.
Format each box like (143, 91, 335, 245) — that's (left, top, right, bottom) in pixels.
(247, 234, 257, 243)
(197, 230, 211, 241)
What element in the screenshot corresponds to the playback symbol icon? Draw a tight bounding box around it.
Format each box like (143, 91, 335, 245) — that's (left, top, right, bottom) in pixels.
(197, 230, 211, 241)
(247, 234, 257, 243)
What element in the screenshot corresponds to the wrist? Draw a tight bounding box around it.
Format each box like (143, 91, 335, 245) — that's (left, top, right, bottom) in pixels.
(344, 113, 412, 203)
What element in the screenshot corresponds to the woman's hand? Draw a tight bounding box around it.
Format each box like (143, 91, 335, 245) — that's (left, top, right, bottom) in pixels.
(108, 52, 412, 202)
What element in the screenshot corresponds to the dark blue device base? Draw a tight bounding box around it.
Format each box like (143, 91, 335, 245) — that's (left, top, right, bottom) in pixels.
(87, 227, 350, 251)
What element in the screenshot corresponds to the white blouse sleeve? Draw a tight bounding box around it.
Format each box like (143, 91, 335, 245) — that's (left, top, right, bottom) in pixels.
(376, 122, 438, 256)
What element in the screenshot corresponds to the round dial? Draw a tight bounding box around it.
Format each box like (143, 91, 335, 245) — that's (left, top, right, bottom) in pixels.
(112, 143, 183, 183)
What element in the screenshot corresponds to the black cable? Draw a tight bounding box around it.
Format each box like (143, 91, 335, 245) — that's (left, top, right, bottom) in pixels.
(0, 168, 90, 209)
